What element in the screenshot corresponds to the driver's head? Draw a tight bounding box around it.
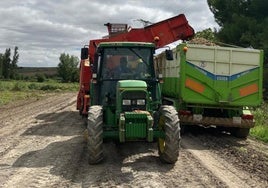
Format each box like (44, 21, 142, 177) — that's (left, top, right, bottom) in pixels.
(120, 57, 127, 67)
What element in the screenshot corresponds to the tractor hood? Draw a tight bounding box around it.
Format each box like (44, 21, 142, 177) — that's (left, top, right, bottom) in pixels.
(117, 80, 147, 89)
(116, 80, 148, 113)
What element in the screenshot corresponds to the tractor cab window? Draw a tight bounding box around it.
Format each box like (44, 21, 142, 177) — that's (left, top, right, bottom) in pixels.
(99, 46, 155, 106)
(101, 47, 154, 80)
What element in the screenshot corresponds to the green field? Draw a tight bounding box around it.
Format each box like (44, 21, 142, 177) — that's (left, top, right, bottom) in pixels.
(0, 80, 79, 106)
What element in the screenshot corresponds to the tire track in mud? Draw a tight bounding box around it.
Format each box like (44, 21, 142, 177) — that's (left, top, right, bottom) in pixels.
(182, 135, 255, 188)
(0, 93, 75, 119)
(0, 93, 76, 136)
(181, 132, 268, 188)
(0, 92, 86, 187)
(72, 142, 226, 187)
(0, 92, 78, 159)
(0, 93, 58, 121)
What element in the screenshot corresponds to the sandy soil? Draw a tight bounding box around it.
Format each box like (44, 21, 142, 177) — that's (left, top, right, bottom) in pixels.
(0, 92, 267, 188)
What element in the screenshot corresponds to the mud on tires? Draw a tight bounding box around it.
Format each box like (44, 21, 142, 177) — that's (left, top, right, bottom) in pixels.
(157, 105, 181, 164)
(87, 105, 104, 164)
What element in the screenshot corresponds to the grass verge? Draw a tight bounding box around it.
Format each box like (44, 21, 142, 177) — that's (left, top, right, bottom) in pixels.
(0, 80, 79, 106)
(250, 126, 268, 142)
(250, 103, 268, 143)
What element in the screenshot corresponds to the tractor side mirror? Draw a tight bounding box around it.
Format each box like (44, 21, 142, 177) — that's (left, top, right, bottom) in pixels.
(165, 49, 173, 61)
(81, 47, 89, 60)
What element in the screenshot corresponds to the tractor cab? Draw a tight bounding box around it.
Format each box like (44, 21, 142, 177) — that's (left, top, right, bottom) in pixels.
(91, 42, 161, 115)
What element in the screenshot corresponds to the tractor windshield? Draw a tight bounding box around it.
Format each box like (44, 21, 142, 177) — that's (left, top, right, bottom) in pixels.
(101, 47, 155, 80)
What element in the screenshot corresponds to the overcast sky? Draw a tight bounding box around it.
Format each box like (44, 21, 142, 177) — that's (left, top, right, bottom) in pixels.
(0, 0, 219, 67)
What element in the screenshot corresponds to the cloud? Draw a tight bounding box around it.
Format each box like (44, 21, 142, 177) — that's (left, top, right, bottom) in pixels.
(0, 0, 219, 67)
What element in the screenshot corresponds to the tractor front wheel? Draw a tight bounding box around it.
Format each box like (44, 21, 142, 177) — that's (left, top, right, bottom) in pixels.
(87, 105, 103, 164)
(157, 105, 180, 164)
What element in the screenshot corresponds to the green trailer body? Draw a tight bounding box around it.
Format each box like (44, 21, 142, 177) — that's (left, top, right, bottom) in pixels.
(155, 43, 263, 134)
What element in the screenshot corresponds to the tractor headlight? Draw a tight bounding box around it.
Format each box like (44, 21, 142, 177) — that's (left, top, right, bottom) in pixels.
(122, 99, 131, 105)
(137, 99, 145, 105)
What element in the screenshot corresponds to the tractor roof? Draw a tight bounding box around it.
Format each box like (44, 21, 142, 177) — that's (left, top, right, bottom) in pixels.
(98, 42, 155, 48)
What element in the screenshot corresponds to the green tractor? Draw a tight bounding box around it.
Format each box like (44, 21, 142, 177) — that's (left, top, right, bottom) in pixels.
(82, 42, 180, 164)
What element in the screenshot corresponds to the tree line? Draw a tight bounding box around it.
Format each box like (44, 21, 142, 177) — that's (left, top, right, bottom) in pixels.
(0, 47, 79, 82)
(0, 46, 19, 79)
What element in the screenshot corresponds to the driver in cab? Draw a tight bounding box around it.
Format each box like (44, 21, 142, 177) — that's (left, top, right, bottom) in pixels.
(116, 57, 131, 74)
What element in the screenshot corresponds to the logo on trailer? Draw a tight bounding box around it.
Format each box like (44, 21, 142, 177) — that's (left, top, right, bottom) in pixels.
(200, 61, 207, 68)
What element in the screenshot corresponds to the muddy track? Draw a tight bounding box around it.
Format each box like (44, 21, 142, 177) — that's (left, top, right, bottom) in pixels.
(0, 92, 267, 187)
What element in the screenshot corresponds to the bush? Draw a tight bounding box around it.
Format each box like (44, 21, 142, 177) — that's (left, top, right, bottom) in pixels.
(251, 102, 268, 143)
(28, 83, 39, 90)
(0, 82, 5, 91)
(40, 84, 58, 91)
(253, 102, 268, 126)
(12, 82, 27, 91)
(250, 126, 268, 142)
(36, 74, 46, 82)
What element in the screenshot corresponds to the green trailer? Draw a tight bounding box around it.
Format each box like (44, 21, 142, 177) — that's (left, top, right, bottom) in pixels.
(155, 43, 263, 138)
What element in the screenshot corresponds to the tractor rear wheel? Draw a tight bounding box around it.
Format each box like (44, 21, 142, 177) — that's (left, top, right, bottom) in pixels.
(87, 105, 103, 164)
(231, 127, 250, 139)
(157, 105, 180, 164)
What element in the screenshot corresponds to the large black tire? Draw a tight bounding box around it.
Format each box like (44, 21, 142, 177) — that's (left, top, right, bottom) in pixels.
(231, 127, 250, 139)
(157, 105, 181, 164)
(87, 105, 104, 164)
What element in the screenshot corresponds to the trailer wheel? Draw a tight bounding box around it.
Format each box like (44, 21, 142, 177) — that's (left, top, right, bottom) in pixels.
(231, 127, 250, 139)
(87, 105, 103, 164)
(157, 105, 180, 164)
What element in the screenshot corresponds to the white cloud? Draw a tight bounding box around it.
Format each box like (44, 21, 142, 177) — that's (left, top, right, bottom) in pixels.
(0, 0, 219, 67)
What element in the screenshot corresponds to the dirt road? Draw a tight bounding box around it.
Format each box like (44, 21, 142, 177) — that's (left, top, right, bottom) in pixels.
(0, 92, 267, 187)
